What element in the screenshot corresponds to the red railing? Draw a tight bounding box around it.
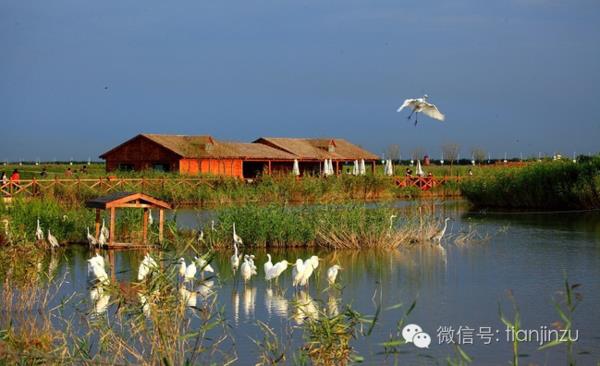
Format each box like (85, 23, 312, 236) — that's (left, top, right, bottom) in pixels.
(394, 176, 462, 191)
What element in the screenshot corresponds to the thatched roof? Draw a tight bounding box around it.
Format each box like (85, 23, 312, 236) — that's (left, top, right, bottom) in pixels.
(101, 134, 379, 161)
(255, 137, 379, 161)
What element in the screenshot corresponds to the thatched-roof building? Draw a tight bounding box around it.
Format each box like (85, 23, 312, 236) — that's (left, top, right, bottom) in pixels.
(100, 134, 379, 178)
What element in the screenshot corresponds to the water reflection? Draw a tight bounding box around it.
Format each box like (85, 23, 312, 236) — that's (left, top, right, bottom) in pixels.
(265, 288, 289, 319)
(292, 291, 319, 325)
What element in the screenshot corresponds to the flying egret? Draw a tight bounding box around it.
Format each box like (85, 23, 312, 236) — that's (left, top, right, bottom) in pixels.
(431, 217, 451, 244)
(263, 254, 273, 279)
(327, 265, 342, 286)
(47, 230, 59, 249)
(397, 95, 445, 126)
(35, 219, 44, 241)
(100, 219, 109, 240)
(86, 227, 98, 248)
(178, 258, 197, 284)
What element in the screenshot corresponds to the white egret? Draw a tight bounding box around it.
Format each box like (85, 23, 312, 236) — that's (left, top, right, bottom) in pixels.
(47, 230, 59, 248)
(240, 257, 254, 283)
(231, 242, 241, 272)
(87, 255, 109, 284)
(266, 260, 289, 282)
(100, 219, 109, 241)
(431, 217, 451, 244)
(299, 256, 320, 287)
(211, 220, 216, 232)
(327, 264, 342, 286)
(198, 230, 205, 243)
(263, 254, 273, 279)
(292, 259, 305, 288)
(233, 222, 243, 245)
(138, 253, 158, 281)
(35, 219, 44, 241)
(86, 227, 98, 248)
(194, 256, 214, 278)
(178, 258, 196, 283)
(397, 94, 445, 126)
(98, 230, 107, 248)
(389, 214, 397, 231)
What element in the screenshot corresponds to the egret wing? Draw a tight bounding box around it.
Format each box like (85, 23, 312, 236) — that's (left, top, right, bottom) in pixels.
(421, 102, 445, 121)
(397, 98, 418, 112)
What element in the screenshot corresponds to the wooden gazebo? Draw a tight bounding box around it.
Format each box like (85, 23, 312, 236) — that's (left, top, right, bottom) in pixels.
(85, 192, 171, 248)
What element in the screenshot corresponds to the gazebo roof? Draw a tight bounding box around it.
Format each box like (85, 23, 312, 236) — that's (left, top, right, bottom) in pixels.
(85, 192, 171, 210)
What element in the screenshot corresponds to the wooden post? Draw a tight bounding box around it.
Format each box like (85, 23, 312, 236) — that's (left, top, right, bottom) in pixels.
(159, 209, 164, 243)
(142, 208, 149, 245)
(335, 161, 339, 175)
(110, 207, 116, 246)
(268, 161, 272, 175)
(371, 161, 375, 174)
(95, 209, 101, 239)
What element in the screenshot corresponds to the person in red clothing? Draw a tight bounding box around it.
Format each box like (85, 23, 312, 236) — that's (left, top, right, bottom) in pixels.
(10, 169, 20, 182)
(9, 169, 20, 193)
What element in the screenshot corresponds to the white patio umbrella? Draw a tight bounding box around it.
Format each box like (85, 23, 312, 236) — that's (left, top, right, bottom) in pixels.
(385, 159, 393, 176)
(352, 160, 359, 175)
(416, 160, 425, 177)
(292, 159, 300, 176)
(359, 159, 366, 175)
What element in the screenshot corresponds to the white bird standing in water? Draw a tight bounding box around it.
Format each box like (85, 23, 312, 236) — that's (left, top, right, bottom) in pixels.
(98, 230, 107, 248)
(194, 256, 214, 278)
(178, 258, 197, 284)
(86, 227, 98, 248)
(240, 256, 254, 283)
(327, 265, 342, 286)
(47, 230, 59, 248)
(138, 253, 158, 281)
(263, 254, 273, 279)
(88, 254, 109, 284)
(292, 259, 305, 288)
(231, 242, 241, 272)
(101, 219, 109, 241)
(299, 256, 320, 287)
(266, 260, 289, 282)
(35, 219, 44, 241)
(431, 217, 451, 244)
(397, 95, 445, 126)
(389, 214, 397, 231)
(233, 222, 243, 245)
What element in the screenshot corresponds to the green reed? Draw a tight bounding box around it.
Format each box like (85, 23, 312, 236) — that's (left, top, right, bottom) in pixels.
(460, 157, 600, 209)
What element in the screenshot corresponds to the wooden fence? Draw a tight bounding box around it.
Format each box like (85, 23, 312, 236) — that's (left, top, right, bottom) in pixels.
(394, 176, 462, 191)
(0, 177, 218, 198)
(0, 175, 464, 199)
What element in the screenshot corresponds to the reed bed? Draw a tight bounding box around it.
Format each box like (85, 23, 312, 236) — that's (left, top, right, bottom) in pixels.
(206, 204, 440, 249)
(460, 157, 600, 209)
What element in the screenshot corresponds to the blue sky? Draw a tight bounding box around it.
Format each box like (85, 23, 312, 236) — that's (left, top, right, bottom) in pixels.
(1, 0, 599, 161)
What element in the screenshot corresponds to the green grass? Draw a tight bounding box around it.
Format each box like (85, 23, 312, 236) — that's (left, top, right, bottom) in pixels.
(459, 157, 600, 209)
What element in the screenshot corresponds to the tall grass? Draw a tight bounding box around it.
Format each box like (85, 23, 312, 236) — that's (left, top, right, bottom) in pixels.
(460, 157, 600, 209)
(206, 204, 438, 249)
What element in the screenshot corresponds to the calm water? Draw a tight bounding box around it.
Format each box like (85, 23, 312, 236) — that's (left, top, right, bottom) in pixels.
(19, 202, 600, 365)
